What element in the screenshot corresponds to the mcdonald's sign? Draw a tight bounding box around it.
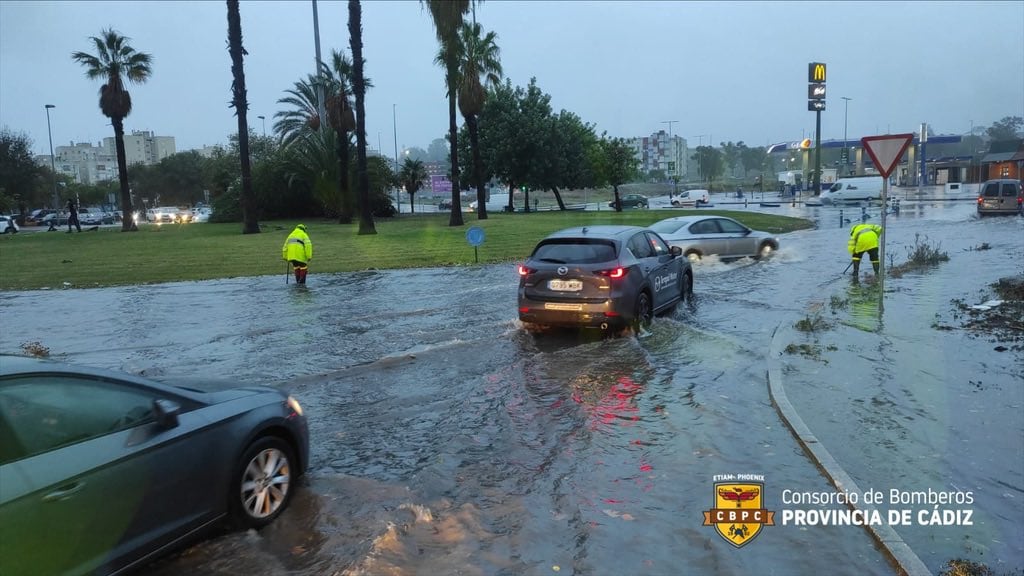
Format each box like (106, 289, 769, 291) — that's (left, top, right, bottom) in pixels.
(808, 62, 826, 83)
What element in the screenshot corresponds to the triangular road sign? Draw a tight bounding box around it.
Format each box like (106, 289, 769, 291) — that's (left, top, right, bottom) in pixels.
(861, 134, 914, 179)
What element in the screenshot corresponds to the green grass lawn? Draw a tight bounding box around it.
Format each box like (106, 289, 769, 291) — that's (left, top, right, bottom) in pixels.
(0, 210, 813, 291)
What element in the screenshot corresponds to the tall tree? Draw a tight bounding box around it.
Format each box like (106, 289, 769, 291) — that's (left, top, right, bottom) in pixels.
(71, 28, 152, 232)
(600, 137, 638, 212)
(456, 21, 502, 219)
(986, 116, 1023, 141)
(325, 50, 356, 224)
(349, 0, 375, 234)
(226, 0, 259, 234)
(398, 157, 428, 213)
(274, 70, 327, 147)
(0, 128, 42, 220)
(424, 0, 470, 226)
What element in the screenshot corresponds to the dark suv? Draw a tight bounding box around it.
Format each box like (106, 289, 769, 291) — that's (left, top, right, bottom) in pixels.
(517, 225, 693, 331)
(977, 179, 1022, 216)
(609, 194, 649, 209)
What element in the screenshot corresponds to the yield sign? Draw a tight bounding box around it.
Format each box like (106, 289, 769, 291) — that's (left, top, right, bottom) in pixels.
(861, 134, 914, 178)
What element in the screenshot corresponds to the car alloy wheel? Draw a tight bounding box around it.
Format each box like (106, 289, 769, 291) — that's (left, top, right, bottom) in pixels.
(685, 250, 702, 263)
(682, 271, 693, 301)
(232, 437, 296, 528)
(634, 291, 653, 331)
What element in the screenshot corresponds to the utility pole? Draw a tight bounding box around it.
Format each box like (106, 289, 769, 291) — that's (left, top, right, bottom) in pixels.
(393, 104, 400, 211)
(311, 0, 326, 127)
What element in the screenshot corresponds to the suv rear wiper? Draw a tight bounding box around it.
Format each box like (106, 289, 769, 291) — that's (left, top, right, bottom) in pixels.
(538, 258, 566, 263)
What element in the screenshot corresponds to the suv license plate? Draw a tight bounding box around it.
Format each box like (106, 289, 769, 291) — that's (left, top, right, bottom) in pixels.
(548, 279, 582, 291)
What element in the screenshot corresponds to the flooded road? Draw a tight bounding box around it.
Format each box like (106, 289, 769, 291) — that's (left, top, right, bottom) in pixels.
(1, 197, 1021, 575)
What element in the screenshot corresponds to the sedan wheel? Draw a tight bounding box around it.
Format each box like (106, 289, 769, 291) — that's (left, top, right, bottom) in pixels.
(231, 437, 296, 529)
(681, 271, 693, 301)
(685, 250, 702, 263)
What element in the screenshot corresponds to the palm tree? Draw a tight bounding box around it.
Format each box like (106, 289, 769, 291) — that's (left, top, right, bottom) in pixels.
(324, 51, 356, 224)
(424, 0, 470, 226)
(71, 28, 152, 232)
(398, 158, 428, 213)
(349, 0, 375, 235)
(456, 21, 502, 220)
(226, 0, 259, 234)
(274, 71, 325, 147)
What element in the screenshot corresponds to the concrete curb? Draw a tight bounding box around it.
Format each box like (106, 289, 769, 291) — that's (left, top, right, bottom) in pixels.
(767, 324, 932, 576)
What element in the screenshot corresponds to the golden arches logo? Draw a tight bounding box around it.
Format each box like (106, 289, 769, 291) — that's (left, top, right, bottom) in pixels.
(808, 62, 826, 83)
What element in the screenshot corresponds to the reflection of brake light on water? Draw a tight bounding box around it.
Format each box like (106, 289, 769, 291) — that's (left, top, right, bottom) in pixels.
(574, 375, 643, 429)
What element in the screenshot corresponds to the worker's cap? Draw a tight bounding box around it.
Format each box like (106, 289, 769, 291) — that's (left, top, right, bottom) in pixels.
(296, 224, 306, 231)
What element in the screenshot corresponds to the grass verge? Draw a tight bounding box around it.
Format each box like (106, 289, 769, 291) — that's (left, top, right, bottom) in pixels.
(0, 209, 813, 290)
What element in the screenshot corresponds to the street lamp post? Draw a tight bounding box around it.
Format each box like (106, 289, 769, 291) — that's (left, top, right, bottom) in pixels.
(257, 115, 266, 138)
(45, 104, 58, 211)
(841, 97, 852, 176)
(692, 134, 707, 182)
(393, 104, 400, 212)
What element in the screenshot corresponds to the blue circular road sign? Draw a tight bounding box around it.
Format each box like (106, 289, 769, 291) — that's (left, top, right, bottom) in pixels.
(466, 226, 485, 247)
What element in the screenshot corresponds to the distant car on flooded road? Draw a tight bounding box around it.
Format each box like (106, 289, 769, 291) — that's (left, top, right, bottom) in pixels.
(0, 355, 309, 576)
(517, 225, 692, 332)
(976, 179, 1023, 216)
(649, 215, 780, 262)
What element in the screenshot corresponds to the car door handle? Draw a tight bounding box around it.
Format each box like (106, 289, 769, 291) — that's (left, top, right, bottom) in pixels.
(42, 482, 85, 502)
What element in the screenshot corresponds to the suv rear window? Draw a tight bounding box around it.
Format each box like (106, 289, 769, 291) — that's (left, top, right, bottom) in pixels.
(533, 240, 617, 264)
(1001, 183, 1019, 197)
(983, 183, 1000, 197)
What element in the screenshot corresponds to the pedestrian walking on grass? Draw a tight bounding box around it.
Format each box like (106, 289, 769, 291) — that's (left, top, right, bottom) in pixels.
(66, 199, 81, 233)
(847, 222, 882, 283)
(282, 224, 313, 284)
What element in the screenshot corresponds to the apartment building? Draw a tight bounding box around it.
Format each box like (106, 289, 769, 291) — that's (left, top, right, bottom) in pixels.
(627, 130, 688, 181)
(35, 131, 176, 184)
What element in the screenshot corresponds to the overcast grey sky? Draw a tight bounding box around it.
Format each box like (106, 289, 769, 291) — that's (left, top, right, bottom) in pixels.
(2, 0, 1022, 157)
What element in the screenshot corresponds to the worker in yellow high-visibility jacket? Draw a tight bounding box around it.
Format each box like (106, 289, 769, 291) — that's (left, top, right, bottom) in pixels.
(847, 223, 882, 282)
(282, 224, 313, 284)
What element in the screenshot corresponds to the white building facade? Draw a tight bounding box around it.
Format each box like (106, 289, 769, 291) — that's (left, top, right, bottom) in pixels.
(627, 130, 688, 181)
(36, 131, 176, 184)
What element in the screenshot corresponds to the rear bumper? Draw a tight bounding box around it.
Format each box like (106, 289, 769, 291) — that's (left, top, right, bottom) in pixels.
(517, 296, 632, 328)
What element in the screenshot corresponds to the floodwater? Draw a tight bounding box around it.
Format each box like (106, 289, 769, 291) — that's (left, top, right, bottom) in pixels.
(1, 193, 1021, 575)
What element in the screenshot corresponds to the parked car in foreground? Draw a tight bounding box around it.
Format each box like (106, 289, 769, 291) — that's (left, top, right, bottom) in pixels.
(0, 355, 309, 576)
(517, 225, 692, 332)
(609, 194, 648, 209)
(0, 215, 18, 234)
(650, 215, 780, 262)
(976, 179, 1023, 216)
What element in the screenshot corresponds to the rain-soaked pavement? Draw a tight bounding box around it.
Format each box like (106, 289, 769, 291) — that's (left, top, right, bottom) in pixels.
(1, 189, 1021, 575)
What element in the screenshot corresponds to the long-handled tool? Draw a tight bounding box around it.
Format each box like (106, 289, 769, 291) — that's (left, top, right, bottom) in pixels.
(843, 261, 853, 275)
(285, 261, 290, 284)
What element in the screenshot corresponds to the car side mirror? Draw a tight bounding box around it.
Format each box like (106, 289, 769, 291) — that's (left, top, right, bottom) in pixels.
(670, 245, 683, 257)
(153, 399, 181, 429)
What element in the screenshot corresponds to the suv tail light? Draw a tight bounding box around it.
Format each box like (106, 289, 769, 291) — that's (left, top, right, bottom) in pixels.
(977, 196, 984, 205)
(595, 267, 628, 279)
(517, 265, 536, 276)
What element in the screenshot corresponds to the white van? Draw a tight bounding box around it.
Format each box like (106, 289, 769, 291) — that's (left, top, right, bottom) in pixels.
(469, 192, 512, 213)
(819, 176, 884, 204)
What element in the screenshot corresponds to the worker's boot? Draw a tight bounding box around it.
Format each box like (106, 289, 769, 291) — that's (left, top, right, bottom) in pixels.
(851, 260, 860, 283)
(871, 260, 880, 275)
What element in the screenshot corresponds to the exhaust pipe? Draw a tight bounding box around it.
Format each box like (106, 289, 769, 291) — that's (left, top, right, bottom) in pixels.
(600, 323, 609, 331)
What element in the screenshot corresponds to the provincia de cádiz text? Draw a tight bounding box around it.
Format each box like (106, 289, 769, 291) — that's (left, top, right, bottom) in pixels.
(779, 487, 975, 527)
